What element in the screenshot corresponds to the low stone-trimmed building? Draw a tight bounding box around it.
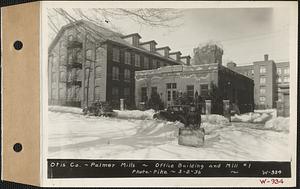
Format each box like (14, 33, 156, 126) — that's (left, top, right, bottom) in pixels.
(135, 63, 254, 114)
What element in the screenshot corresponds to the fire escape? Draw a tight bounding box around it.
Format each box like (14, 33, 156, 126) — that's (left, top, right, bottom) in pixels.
(65, 36, 83, 107)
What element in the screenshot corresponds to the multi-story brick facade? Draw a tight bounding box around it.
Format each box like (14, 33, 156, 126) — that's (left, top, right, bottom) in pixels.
(48, 20, 191, 108)
(227, 54, 290, 114)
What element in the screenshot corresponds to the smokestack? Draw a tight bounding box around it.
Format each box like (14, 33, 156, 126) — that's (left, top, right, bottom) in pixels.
(264, 54, 269, 61)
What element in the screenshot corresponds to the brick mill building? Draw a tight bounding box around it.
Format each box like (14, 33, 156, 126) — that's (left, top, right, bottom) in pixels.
(48, 20, 191, 108)
(227, 54, 290, 116)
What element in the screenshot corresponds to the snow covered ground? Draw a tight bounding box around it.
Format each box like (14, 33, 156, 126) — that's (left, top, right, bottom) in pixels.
(47, 110, 290, 161)
(231, 109, 277, 124)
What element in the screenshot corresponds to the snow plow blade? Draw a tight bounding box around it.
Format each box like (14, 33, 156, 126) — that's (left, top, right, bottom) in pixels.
(178, 128, 205, 147)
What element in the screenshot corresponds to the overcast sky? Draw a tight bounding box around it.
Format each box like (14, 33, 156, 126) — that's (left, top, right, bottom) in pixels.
(112, 8, 290, 65)
(49, 7, 291, 66)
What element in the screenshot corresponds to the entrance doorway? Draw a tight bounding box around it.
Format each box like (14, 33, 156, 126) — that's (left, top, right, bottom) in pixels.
(166, 83, 177, 106)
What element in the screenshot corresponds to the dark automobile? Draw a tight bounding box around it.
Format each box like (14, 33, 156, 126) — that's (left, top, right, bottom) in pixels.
(153, 105, 201, 128)
(83, 101, 117, 117)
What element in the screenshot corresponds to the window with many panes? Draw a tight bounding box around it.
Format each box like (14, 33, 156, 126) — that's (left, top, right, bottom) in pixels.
(284, 68, 289, 75)
(86, 49, 93, 61)
(260, 77, 266, 85)
(187, 85, 194, 98)
(76, 50, 83, 62)
(172, 90, 177, 100)
(112, 66, 119, 80)
(125, 51, 131, 65)
(124, 69, 131, 82)
(157, 61, 161, 68)
(124, 87, 130, 99)
(259, 66, 266, 74)
(141, 87, 147, 102)
(151, 87, 157, 94)
(95, 47, 102, 64)
(283, 76, 289, 83)
(259, 96, 266, 103)
(277, 77, 282, 83)
(167, 83, 177, 89)
(59, 54, 66, 65)
(135, 54, 140, 67)
(143, 57, 149, 69)
(112, 87, 119, 99)
(59, 71, 66, 82)
(95, 66, 102, 78)
(277, 68, 282, 75)
(200, 84, 209, 96)
(112, 47, 120, 62)
(95, 86, 101, 100)
(260, 87, 266, 94)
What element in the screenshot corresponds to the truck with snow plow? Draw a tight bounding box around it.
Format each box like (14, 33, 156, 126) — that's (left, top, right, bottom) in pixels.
(153, 104, 204, 147)
(153, 104, 202, 129)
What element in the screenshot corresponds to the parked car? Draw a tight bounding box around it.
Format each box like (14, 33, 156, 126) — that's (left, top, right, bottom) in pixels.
(83, 101, 117, 117)
(153, 105, 201, 128)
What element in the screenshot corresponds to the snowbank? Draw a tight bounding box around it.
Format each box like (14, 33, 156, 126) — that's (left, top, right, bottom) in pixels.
(201, 114, 230, 134)
(201, 114, 230, 125)
(232, 112, 273, 124)
(48, 106, 83, 114)
(114, 109, 156, 120)
(265, 117, 289, 132)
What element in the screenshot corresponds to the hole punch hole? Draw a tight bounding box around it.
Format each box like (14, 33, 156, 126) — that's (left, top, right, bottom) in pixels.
(13, 40, 23, 50)
(13, 143, 22, 152)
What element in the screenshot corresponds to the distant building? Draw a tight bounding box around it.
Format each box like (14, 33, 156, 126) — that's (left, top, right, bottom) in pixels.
(48, 20, 191, 108)
(135, 63, 254, 114)
(227, 54, 290, 116)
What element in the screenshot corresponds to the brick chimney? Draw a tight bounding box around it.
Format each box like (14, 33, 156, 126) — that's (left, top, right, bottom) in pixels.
(140, 40, 157, 52)
(169, 51, 182, 62)
(264, 54, 269, 61)
(121, 33, 141, 47)
(156, 46, 171, 57)
(180, 55, 191, 65)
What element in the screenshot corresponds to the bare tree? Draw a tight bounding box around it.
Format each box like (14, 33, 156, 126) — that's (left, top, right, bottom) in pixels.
(48, 8, 183, 41)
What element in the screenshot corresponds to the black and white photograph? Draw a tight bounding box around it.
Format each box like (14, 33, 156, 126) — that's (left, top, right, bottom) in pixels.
(42, 1, 297, 187)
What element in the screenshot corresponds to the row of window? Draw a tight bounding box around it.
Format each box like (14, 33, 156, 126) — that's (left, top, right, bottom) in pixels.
(140, 84, 209, 102)
(112, 66, 131, 81)
(240, 66, 289, 77)
(259, 76, 290, 85)
(259, 66, 290, 76)
(277, 67, 289, 75)
(112, 47, 170, 69)
(277, 76, 289, 83)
